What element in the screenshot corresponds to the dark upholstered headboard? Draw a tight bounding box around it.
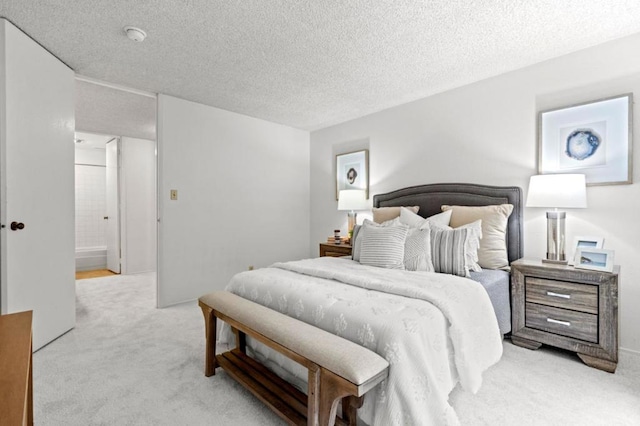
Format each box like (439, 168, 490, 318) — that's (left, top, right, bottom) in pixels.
(373, 183, 523, 264)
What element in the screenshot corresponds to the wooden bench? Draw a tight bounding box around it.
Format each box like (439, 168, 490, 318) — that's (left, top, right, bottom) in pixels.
(199, 291, 389, 426)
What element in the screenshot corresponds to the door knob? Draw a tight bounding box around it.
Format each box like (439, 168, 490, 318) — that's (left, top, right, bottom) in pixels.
(10, 222, 25, 231)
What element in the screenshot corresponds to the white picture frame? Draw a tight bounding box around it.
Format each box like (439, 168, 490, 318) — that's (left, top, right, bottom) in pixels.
(336, 149, 369, 200)
(569, 236, 604, 266)
(574, 248, 615, 272)
(538, 93, 633, 186)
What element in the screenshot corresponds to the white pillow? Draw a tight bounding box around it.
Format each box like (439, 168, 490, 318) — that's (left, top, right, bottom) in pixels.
(399, 207, 452, 229)
(354, 219, 432, 271)
(455, 220, 483, 273)
(359, 223, 409, 269)
(404, 225, 434, 272)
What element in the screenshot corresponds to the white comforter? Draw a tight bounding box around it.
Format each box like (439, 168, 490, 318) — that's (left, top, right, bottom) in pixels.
(222, 257, 503, 425)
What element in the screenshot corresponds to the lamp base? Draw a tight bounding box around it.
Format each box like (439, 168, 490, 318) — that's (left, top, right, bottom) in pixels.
(347, 211, 357, 234)
(545, 210, 567, 264)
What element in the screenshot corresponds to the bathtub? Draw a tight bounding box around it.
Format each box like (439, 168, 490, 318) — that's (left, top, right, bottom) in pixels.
(75, 246, 107, 271)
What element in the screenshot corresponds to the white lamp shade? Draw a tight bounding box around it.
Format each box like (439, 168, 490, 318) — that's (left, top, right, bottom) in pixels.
(526, 174, 587, 208)
(338, 190, 368, 211)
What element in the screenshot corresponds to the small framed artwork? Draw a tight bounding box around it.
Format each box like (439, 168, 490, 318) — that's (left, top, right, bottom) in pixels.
(569, 236, 604, 265)
(574, 248, 615, 272)
(538, 93, 633, 186)
(336, 149, 369, 200)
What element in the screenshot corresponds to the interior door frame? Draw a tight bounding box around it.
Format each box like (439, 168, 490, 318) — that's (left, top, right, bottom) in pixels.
(105, 137, 121, 274)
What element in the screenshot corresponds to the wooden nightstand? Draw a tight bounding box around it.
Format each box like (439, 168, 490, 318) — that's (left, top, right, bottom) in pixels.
(319, 242, 352, 257)
(511, 259, 619, 372)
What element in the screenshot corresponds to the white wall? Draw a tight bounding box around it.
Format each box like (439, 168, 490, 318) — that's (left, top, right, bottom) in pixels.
(157, 95, 310, 307)
(121, 137, 156, 274)
(310, 33, 640, 354)
(75, 147, 106, 166)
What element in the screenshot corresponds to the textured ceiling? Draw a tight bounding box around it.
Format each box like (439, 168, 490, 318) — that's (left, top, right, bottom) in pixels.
(2, 1, 640, 130)
(75, 79, 157, 140)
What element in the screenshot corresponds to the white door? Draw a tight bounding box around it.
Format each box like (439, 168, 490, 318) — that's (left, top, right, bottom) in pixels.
(120, 137, 157, 274)
(106, 139, 121, 273)
(0, 20, 76, 350)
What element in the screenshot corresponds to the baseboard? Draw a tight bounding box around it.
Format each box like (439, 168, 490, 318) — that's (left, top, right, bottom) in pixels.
(620, 347, 640, 359)
(75, 258, 107, 271)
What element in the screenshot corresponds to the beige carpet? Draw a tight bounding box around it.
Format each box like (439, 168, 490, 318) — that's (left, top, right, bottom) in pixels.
(33, 272, 640, 425)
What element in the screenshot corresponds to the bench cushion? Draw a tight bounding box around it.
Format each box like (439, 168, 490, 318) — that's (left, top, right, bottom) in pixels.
(199, 291, 389, 386)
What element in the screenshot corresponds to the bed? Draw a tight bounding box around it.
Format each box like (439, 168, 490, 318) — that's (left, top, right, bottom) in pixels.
(373, 183, 523, 335)
(220, 183, 523, 426)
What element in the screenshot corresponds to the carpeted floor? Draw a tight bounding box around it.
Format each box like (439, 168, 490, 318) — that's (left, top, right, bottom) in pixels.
(34, 273, 640, 425)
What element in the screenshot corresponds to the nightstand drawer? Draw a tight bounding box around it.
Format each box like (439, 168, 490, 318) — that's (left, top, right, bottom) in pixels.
(319, 243, 352, 257)
(525, 302, 598, 343)
(525, 277, 598, 314)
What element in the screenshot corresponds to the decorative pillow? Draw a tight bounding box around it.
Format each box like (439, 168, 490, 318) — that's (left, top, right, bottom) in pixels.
(404, 225, 434, 272)
(399, 207, 452, 229)
(456, 220, 483, 273)
(441, 204, 514, 270)
(373, 206, 419, 224)
(430, 226, 471, 277)
(351, 224, 362, 260)
(359, 223, 409, 269)
(352, 218, 400, 261)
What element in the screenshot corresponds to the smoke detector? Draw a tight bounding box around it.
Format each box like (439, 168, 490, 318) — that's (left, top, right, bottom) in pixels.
(124, 26, 147, 42)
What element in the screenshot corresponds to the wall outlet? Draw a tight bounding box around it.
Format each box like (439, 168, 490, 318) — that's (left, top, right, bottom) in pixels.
(170, 189, 178, 200)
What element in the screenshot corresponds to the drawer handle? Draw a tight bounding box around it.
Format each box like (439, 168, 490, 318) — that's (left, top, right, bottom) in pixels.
(547, 318, 571, 327)
(546, 291, 571, 299)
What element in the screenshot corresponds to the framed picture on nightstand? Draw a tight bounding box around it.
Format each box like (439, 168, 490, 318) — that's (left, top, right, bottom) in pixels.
(575, 248, 615, 272)
(569, 236, 604, 265)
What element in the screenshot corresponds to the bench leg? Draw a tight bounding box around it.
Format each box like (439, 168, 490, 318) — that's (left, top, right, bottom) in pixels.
(200, 303, 218, 377)
(342, 396, 363, 426)
(307, 366, 320, 426)
(233, 327, 247, 354)
(318, 369, 354, 426)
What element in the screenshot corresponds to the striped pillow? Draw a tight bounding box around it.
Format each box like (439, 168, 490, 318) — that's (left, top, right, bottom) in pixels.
(353, 218, 400, 262)
(430, 226, 470, 277)
(359, 224, 409, 269)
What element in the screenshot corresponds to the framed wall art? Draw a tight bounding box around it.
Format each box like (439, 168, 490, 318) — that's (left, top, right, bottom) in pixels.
(336, 149, 369, 200)
(574, 248, 615, 273)
(538, 93, 633, 186)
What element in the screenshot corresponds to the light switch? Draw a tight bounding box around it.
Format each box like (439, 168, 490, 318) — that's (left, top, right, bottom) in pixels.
(170, 189, 178, 200)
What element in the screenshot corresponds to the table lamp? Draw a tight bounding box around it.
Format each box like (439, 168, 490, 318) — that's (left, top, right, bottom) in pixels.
(338, 189, 368, 237)
(526, 174, 587, 264)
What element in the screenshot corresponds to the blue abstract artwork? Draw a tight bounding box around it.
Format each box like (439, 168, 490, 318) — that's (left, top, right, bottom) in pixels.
(565, 129, 600, 161)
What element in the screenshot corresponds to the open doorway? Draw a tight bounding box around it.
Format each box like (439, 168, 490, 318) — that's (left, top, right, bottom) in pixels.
(74, 131, 157, 280)
(74, 76, 157, 300)
(74, 132, 117, 278)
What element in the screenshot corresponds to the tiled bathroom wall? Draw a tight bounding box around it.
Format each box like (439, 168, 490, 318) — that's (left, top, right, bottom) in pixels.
(75, 164, 107, 249)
